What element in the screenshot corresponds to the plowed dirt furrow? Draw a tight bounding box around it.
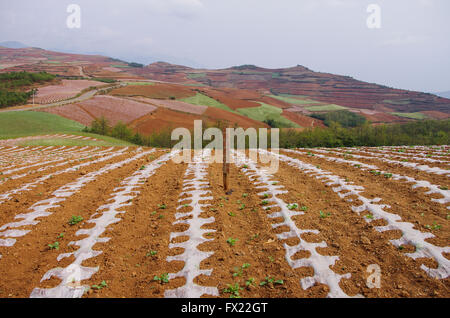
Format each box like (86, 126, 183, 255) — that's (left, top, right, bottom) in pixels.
(317, 148, 449, 188)
(282, 149, 450, 223)
(0, 150, 167, 298)
(29, 150, 176, 298)
(0, 149, 156, 259)
(267, 150, 450, 282)
(0, 147, 114, 184)
(0, 148, 130, 209)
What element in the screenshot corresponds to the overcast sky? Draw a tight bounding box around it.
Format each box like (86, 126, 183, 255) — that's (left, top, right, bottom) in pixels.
(1, 0, 449, 93)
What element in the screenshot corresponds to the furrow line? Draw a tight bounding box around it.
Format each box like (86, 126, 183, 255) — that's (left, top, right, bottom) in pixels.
(29, 150, 177, 298)
(164, 149, 219, 298)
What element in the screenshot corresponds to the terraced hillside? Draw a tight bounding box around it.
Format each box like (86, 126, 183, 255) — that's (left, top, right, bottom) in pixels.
(0, 145, 448, 298)
(1, 47, 449, 125)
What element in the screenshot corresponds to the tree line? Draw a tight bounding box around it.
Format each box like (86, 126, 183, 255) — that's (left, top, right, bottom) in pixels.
(84, 116, 449, 148)
(0, 71, 56, 108)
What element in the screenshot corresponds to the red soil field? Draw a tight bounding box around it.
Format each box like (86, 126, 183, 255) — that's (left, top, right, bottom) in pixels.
(130, 108, 204, 134)
(34, 80, 105, 104)
(199, 88, 260, 110)
(282, 110, 325, 128)
(203, 107, 269, 129)
(111, 83, 196, 100)
(39, 95, 157, 126)
(420, 111, 450, 120)
(131, 96, 208, 115)
(0, 146, 448, 298)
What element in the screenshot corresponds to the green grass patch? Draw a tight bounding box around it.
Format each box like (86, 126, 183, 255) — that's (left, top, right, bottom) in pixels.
(110, 64, 130, 68)
(182, 83, 207, 87)
(305, 104, 348, 112)
(390, 112, 429, 120)
(0, 111, 84, 138)
(237, 103, 301, 128)
(269, 94, 322, 105)
(187, 73, 206, 79)
(180, 93, 236, 113)
(383, 99, 411, 105)
(0, 111, 133, 146)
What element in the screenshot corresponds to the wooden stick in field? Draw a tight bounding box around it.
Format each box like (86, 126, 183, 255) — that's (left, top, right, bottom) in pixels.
(223, 126, 229, 191)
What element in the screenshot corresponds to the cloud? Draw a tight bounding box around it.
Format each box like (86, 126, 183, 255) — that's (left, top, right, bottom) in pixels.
(144, 0, 204, 19)
(381, 33, 427, 46)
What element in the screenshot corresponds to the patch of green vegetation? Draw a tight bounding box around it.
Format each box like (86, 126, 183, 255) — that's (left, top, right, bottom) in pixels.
(91, 78, 117, 84)
(390, 112, 429, 120)
(0, 111, 83, 138)
(227, 238, 238, 246)
(153, 273, 169, 284)
(236, 103, 301, 128)
(69, 215, 84, 226)
(48, 242, 60, 250)
(223, 283, 243, 298)
(91, 280, 108, 290)
(311, 110, 367, 128)
(181, 83, 207, 87)
(181, 93, 235, 113)
(305, 104, 348, 112)
(0, 71, 56, 108)
(187, 73, 206, 79)
(269, 94, 321, 105)
(383, 99, 411, 105)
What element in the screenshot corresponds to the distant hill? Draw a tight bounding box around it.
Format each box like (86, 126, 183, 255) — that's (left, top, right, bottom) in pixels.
(0, 46, 449, 124)
(0, 41, 29, 49)
(435, 91, 450, 99)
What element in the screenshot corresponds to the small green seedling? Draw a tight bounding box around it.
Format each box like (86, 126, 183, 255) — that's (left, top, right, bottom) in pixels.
(384, 173, 393, 179)
(425, 222, 441, 231)
(239, 204, 246, 210)
(233, 263, 250, 277)
(57, 233, 65, 239)
(227, 238, 238, 246)
(365, 214, 374, 220)
(261, 200, 269, 206)
(91, 281, 108, 290)
(140, 165, 146, 170)
(319, 211, 331, 219)
(228, 212, 235, 217)
(440, 186, 448, 190)
(245, 278, 255, 287)
(301, 206, 308, 211)
(287, 203, 298, 210)
(260, 277, 284, 286)
(223, 283, 242, 298)
(242, 165, 248, 169)
(146, 250, 157, 257)
(242, 193, 248, 198)
(69, 215, 83, 226)
(157, 204, 167, 210)
(153, 273, 169, 284)
(48, 242, 60, 250)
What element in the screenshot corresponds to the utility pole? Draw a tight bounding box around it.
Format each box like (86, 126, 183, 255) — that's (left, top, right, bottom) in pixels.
(222, 125, 230, 192)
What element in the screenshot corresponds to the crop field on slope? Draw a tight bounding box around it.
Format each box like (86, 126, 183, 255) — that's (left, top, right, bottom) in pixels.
(0, 111, 84, 138)
(34, 80, 105, 104)
(39, 96, 157, 126)
(237, 103, 301, 128)
(0, 145, 448, 298)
